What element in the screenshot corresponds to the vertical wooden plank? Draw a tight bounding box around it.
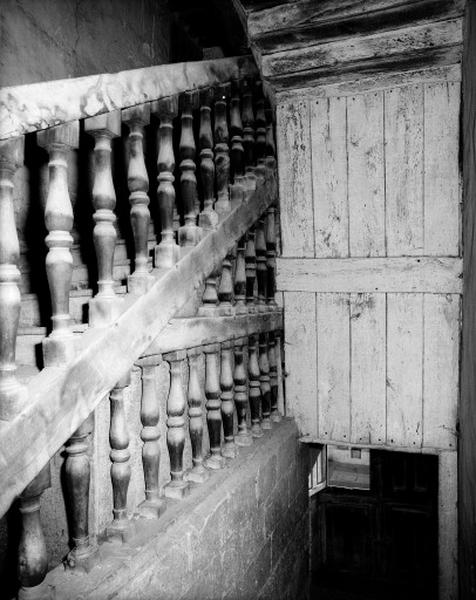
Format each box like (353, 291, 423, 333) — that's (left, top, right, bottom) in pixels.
(276, 98, 314, 257)
(311, 96, 348, 258)
(350, 293, 386, 445)
(284, 291, 317, 436)
(438, 451, 458, 600)
(423, 294, 459, 450)
(386, 293, 423, 447)
(424, 81, 461, 256)
(317, 293, 350, 442)
(385, 85, 424, 256)
(347, 91, 385, 257)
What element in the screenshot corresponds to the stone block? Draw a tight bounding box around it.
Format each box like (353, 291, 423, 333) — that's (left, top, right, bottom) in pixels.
(256, 453, 278, 506)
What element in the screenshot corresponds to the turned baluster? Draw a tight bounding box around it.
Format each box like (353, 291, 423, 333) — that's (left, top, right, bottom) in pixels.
(198, 88, 218, 232)
(186, 348, 209, 483)
(64, 414, 97, 570)
(256, 216, 267, 312)
(268, 332, 282, 422)
(122, 104, 153, 295)
(216, 251, 234, 316)
(0, 137, 27, 421)
(107, 373, 132, 541)
(266, 206, 277, 307)
(230, 80, 245, 209)
(242, 79, 256, 178)
(85, 111, 122, 327)
(152, 97, 180, 270)
(234, 338, 252, 446)
(17, 466, 50, 600)
(203, 344, 225, 469)
(254, 81, 267, 178)
(214, 83, 231, 219)
(259, 333, 272, 430)
(137, 358, 165, 518)
(234, 237, 247, 314)
(265, 106, 277, 169)
(164, 351, 190, 498)
(248, 335, 263, 438)
(37, 123, 79, 365)
(245, 229, 257, 313)
(220, 341, 236, 459)
(178, 91, 201, 254)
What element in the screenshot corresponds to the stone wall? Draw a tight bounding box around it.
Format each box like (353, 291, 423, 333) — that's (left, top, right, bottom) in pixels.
(44, 418, 309, 600)
(0, 0, 171, 86)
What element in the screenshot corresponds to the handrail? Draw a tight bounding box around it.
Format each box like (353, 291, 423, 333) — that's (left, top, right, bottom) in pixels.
(0, 168, 277, 518)
(0, 56, 257, 140)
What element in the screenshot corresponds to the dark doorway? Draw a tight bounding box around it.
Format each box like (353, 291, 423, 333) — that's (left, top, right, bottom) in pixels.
(310, 450, 439, 600)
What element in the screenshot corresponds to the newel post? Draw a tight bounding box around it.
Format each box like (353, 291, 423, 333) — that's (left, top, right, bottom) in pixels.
(186, 347, 209, 483)
(203, 343, 225, 470)
(122, 104, 153, 295)
(234, 337, 252, 446)
(0, 136, 27, 421)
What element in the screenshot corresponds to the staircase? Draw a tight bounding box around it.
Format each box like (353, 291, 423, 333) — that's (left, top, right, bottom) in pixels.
(0, 56, 286, 599)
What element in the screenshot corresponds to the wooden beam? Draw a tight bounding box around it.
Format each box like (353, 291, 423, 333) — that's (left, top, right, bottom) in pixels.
(276, 257, 462, 294)
(0, 56, 257, 140)
(0, 169, 277, 518)
(438, 451, 458, 600)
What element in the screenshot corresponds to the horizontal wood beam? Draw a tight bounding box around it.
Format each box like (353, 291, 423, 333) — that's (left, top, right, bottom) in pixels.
(276, 257, 462, 293)
(0, 169, 277, 518)
(0, 56, 257, 140)
(142, 311, 282, 358)
(299, 435, 457, 455)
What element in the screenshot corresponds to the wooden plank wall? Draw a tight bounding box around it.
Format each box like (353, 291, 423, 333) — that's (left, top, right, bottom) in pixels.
(277, 68, 461, 453)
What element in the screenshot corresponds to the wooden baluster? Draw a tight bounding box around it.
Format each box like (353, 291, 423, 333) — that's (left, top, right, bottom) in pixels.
(64, 414, 97, 570)
(164, 351, 190, 499)
(152, 97, 180, 270)
(178, 91, 202, 254)
(234, 237, 247, 314)
(203, 343, 225, 469)
(230, 80, 245, 209)
(0, 137, 27, 421)
(122, 104, 153, 295)
(85, 111, 122, 327)
(137, 358, 165, 519)
(266, 206, 277, 307)
(37, 123, 79, 365)
(186, 348, 209, 483)
(107, 373, 132, 541)
(268, 332, 282, 422)
(198, 88, 218, 232)
(217, 251, 234, 316)
(220, 341, 236, 459)
(245, 229, 257, 313)
(259, 333, 272, 430)
(256, 215, 267, 312)
(265, 106, 277, 169)
(248, 335, 263, 438)
(17, 466, 51, 600)
(254, 81, 267, 178)
(234, 337, 252, 446)
(276, 330, 285, 416)
(242, 79, 256, 186)
(214, 83, 231, 220)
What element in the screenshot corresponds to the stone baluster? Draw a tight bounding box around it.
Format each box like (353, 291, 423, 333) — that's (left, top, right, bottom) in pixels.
(152, 97, 180, 270)
(245, 229, 257, 313)
(164, 351, 190, 498)
(137, 358, 165, 519)
(0, 137, 27, 421)
(242, 79, 256, 183)
(214, 83, 231, 219)
(234, 237, 247, 314)
(255, 215, 267, 312)
(64, 414, 97, 570)
(234, 338, 252, 446)
(37, 122, 79, 365)
(198, 88, 218, 232)
(254, 81, 267, 178)
(122, 104, 153, 295)
(259, 333, 272, 430)
(107, 373, 132, 541)
(248, 335, 263, 438)
(178, 91, 201, 254)
(220, 341, 236, 459)
(17, 466, 51, 600)
(186, 348, 209, 483)
(268, 332, 282, 422)
(85, 111, 122, 327)
(203, 344, 225, 469)
(265, 106, 277, 169)
(217, 251, 234, 316)
(266, 206, 277, 307)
